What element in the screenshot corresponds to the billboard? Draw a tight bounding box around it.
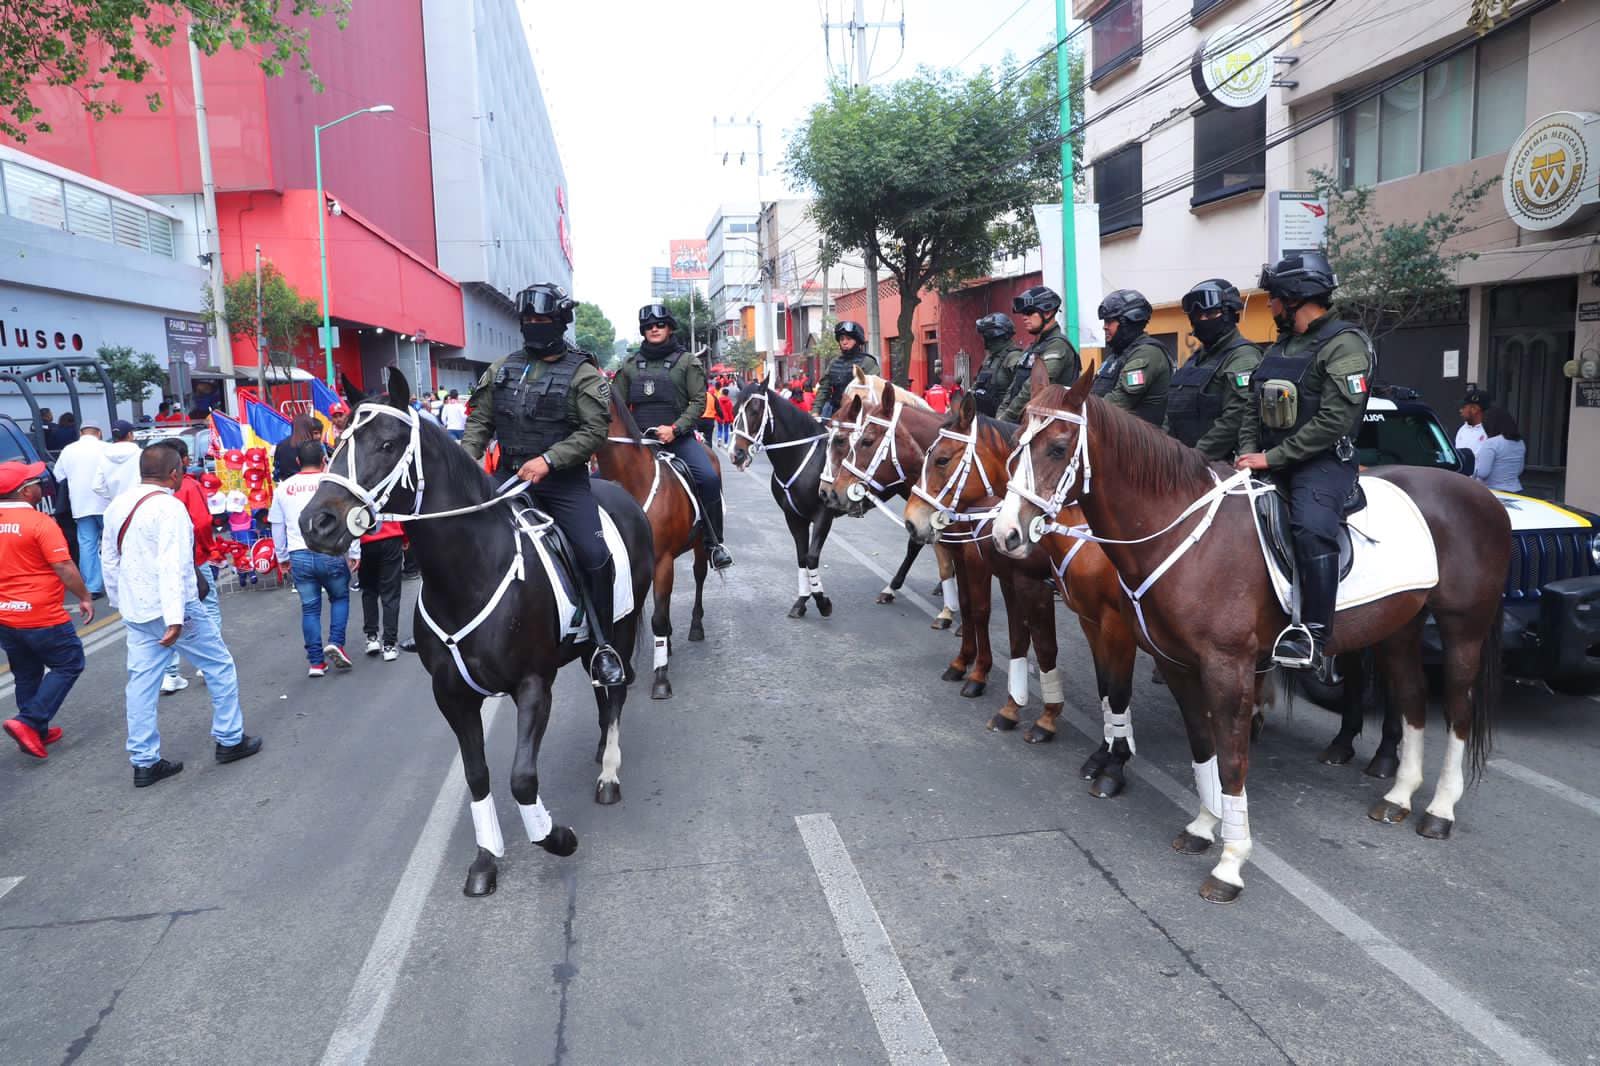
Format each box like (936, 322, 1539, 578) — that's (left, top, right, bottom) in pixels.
(669, 239, 709, 280)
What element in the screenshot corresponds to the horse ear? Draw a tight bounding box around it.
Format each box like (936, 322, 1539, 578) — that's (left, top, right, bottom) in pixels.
(957, 391, 978, 427)
(881, 380, 898, 415)
(853, 364, 867, 383)
(838, 394, 861, 424)
(1068, 366, 1095, 406)
(1028, 353, 1051, 396)
(340, 373, 366, 406)
(386, 365, 413, 412)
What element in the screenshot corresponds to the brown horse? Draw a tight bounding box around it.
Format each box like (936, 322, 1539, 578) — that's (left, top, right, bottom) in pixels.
(596, 393, 716, 700)
(993, 363, 1507, 903)
(904, 391, 1143, 797)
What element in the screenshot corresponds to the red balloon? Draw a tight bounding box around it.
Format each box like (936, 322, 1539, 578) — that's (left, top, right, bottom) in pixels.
(223, 449, 245, 470)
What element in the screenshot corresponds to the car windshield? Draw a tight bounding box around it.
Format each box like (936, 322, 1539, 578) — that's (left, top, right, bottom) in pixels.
(0, 420, 37, 465)
(1356, 410, 1459, 471)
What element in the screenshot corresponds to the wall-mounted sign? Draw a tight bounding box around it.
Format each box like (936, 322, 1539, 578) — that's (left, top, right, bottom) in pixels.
(1191, 24, 1274, 109)
(1268, 191, 1328, 263)
(164, 316, 209, 369)
(1502, 111, 1600, 231)
(669, 239, 710, 281)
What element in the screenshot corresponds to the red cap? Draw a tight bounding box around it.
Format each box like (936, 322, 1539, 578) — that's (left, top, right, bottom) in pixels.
(0, 460, 47, 495)
(328, 401, 350, 415)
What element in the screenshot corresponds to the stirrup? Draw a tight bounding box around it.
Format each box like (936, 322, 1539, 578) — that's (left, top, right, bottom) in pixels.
(589, 644, 625, 688)
(1270, 623, 1316, 670)
(708, 542, 734, 570)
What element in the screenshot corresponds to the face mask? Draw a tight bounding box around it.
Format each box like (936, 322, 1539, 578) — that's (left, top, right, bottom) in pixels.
(1191, 316, 1232, 347)
(983, 334, 1012, 354)
(521, 320, 565, 353)
(1107, 322, 1138, 354)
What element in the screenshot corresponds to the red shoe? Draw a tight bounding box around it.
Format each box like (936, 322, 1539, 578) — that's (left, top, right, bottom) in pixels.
(3, 718, 47, 759)
(44, 727, 63, 745)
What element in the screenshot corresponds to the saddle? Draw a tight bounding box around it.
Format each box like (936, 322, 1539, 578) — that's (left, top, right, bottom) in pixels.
(1251, 481, 1363, 585)
(514, 503, 633, 641)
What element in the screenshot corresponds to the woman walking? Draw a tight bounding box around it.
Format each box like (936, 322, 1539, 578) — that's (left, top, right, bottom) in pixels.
(1471, 407, 1526, 492)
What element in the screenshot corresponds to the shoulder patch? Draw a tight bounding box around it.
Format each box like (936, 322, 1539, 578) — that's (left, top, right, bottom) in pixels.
(1124, 369, 1146, 387)
(1233, 372, 1252, 388)
(1343, 373, 1368, 396)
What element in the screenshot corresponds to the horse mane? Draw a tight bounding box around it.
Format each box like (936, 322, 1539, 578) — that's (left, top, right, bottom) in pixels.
(407, 405, 498, 500)
(1027, 386, 1214, 496)
(737, 382, 819, 438)
(609, 387, 645, 443)
(844, 373, 934, 412)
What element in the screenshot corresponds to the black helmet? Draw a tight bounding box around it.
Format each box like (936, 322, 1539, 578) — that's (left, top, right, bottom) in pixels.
(1258, 252, 1337, 302)
(1096, 289, 1153, 326)
(1180, 279, 1244, 318)
(516, 283, 576, 324)
(975, 312, 1015, 340)
(835, 320, 867, 344)
(638, 303, 678, 334)
(1012, 286, 1061, 316)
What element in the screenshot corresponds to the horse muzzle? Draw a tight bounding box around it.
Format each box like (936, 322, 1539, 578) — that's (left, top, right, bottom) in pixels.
(1027, 514, 1048, 543)
(346, 506, 376, 538)
(845, 482, 867, 503)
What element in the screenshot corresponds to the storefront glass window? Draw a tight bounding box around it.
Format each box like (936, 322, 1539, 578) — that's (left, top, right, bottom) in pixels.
(1474, 20, 1528, 157)
(1422, 52, 1473, 171)
(1378, 74, 1423, 182)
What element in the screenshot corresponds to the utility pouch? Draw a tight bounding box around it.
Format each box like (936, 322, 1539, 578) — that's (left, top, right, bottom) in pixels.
(1258, 380, 1299, 429)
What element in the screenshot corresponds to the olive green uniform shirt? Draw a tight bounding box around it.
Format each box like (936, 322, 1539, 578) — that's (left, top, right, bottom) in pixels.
(611, 345, 707, 438)
(977, 340, 1026, 404)
(1167, 328, 1263, 462)
(1238, 313, 1372, 468)
(1101, 336, 1173, 417)
(996, 323, 1077, 423)
(814, 351, 880, 413)
(461, 348, 611, 472)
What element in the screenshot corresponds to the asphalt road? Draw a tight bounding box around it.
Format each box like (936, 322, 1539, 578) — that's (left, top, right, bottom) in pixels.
(2, 457, 1598, 1066)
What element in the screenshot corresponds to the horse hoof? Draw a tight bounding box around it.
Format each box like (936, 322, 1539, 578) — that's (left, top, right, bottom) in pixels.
(651, 675, 673, 700)
(875, 592, 894, 604)
(463, 849, 498, 897)
(940, 666, 965, 682)
(1023, 724, 1056, 745)
(987, 713, 1019, 732)
(1171, 832, 1213, 855)
(1089, 772, 1124, 799)
(687, 624, 705, 642)
(1250, 711, 1265, 743)
(538, 826, 579, 857)
(931, 617, 953, 631)
(1198, 876, 1242, 904)
(788, 601, 807, 619)
(1363, 753, 1400, 779)
(960, 680, 986, 699)
(814, 595, 833, 618)
(595, 780, 622, 806)
(1368, 799, 1410, 824)
(1079, 749, 1111, 780)
(1416, 813, 1453, 840)
(1318, 741, 1356, 766)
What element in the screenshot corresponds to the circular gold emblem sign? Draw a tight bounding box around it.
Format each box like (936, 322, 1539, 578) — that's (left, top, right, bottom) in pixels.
(1503, 111, 1599, 231)
(1191, 25, 1273, 109)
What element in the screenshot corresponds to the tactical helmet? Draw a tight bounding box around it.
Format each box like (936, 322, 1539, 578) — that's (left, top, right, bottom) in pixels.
(516, 283, 577, 324)
(1011, 286, 1062, 316)
(638, 302, 678, 334)
(975, 312, 1015, 340)
(1096, 289, 1153, 326)
(835, 320, 867, 345)
(1258, 252, 1338, 302)
(1180, 279, 1244, 318)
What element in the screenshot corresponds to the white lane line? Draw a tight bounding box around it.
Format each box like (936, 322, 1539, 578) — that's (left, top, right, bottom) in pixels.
(319, 696, 508, 1066)
(827, 526, 942, 618)
(0, 876, 22, 902)
(0, 625, 126, 701)
(794, 813, 949, 1066)
(1490, 758, 1600, 818)
(825, 526, 1561, 1066)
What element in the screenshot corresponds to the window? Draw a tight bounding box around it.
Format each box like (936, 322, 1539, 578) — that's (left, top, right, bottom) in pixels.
(1094, 142, 1142, 236)
(64, 183, 112, 243)
(1340, 20, 1528, 187)
(1192, 101, 1265, 205)
(1091, 0, 1141, 82)
(924, 342, 941, 385)
(3, 161, 64, 229)
(1191, 0, 1228, 18)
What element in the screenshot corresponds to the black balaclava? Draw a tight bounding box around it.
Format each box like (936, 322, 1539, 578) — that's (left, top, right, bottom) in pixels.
(640, 330, 681, 358)
(1107, 319, 1142, 355)
(521, 319, 566, 355)
(1191, 315, 1234, 348)
(983, 333, 1013, 356)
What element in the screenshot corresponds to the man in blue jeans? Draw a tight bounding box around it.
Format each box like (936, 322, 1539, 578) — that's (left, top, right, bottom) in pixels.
(270, 440, 356, 677)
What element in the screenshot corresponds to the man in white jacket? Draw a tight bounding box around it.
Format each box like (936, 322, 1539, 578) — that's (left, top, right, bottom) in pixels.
(92, 420, 143, 511)
(50, 424, 110, 596)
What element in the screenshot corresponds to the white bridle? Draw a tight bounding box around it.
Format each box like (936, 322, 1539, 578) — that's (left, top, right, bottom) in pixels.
(1006, 408, 1091, 543)
(910, 422, 1000, 538)
(838, 403, 910, 502)
(730, 391, 829, 515)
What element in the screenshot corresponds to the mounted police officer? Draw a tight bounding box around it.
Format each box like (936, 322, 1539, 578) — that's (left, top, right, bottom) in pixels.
(996, 285, 1080, 423)
(460, 283, 625, 687)
(1093, 289, 1173, 424)
(612, 304, 734, 570)
(971, 312, 1025, 418)
(1165, 279, 1262, 461)
(814, 320, 879, 418)
(1236, 251, 1373, 673)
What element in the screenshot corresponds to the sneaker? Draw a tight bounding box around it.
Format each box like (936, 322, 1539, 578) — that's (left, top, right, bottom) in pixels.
(160, 674, 190, 695)
(215, 734, 263, 764)
(349, 575, 362, 591)
(325, 644, 354, 670)
(3, 718, 47, 759)
(133, 758, 183, 788)
(365, 637, 382, 656)
(382, 644, 399, 662)
(195, 671, 206, 685)
(43, 726, 63, 745)
(308, 663, 327, 678)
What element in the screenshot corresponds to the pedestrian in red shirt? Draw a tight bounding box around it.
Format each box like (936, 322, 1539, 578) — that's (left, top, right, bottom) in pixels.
(358, 520, 406, 659)
(0, 461, 93, 759)
(924, 380, 949, 413)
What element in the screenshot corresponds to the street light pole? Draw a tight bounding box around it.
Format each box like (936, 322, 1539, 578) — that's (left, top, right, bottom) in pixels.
(316, 104, 394, 388)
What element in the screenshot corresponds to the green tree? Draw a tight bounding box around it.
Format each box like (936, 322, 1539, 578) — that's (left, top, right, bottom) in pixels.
(574, 302, 616, 358)
(1308, 168, 1498, 343)
(786, 57, 1066, 385)
(98, 344, 166, 418)
(660, 289, 716, 352)
(206, 261, 319, 368)
(3, 1, 349, 142)
(722, 337, 759, 376)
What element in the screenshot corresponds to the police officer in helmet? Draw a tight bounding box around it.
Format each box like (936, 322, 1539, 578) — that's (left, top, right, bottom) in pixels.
(971, 313, 1025, 418)
(461, 283, 626, 686)
(996, 285, 1080, 423)
(1092, 289, 1173, 424)
(613, 304, 734, 570)
(1236, 251, 1373, 673)
(1165, 279, 1262, 460)
(814, 320, 879, 418)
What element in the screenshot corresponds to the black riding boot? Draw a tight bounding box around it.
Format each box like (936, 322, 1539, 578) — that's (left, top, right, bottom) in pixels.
(702, 491, 734, 570)
(1274, 551, 1339, 670)
(584, 561, 626, 687)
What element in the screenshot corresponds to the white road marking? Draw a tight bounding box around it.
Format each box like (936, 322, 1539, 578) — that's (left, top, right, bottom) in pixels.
(0, 625, 126, 701)
(0, 876, 22, 902)
(1490, 758, 1600, 818)
(827, 529, 941, 618)
(824, 525, 1561, 1066)
(794, 813, 949, 1066)
(319, 696, 507, 1066)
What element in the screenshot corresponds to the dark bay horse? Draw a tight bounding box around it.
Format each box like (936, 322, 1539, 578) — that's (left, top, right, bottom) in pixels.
(993, 364, 1507, 903)
(904, 391, 1143, 798)
(300, 369, 654, 897)
(597, 393, 716, 700)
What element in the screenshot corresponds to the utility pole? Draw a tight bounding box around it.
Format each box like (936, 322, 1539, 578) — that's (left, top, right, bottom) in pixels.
(853, 0, 882, 377)
(254, 244, 267, 401)
(189, 27, 236, 413)
(1056, 0, 1080, 349)
(818, 258, 829, 383)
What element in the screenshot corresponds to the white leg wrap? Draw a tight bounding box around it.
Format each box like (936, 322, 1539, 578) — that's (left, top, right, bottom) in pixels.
(1102, 696, 1135, 753)
(1383, 722, 1426, 809)
(519, 796, 552, 843)
(1220, 790, 1249, 843)
(1210, 791, 1252, 888)
(1007, 657, 1029, 705)
(1039, 668, 1063, 704)
(941, 576, 959, 611)
(1424, 732, 1466, 822)
(880, 583, 894, 596)
(1184, 807, 1220, 842)
(1193, 756, 1223, 819)
(808, 568, 824, 593)
(653, 636, 669, 669)
(599, 723, 622, 784)
(796, 567, 809, 598)
(470, 795, 505, 858)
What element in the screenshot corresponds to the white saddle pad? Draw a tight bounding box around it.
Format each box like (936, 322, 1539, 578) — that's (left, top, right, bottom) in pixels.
(1256, 475, 1439, 615)
(524, 507, 634, 640)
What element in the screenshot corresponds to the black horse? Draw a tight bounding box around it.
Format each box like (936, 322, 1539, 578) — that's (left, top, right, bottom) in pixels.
(300, 368, 653, 897)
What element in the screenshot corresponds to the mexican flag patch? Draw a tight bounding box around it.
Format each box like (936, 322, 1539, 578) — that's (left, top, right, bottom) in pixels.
(1233, 372, 1252, 388)
(1345, 374, 1368, 395)
(1124, 369, 1146, 387)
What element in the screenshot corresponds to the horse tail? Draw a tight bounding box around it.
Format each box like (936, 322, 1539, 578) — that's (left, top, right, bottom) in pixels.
(1468, 607, 1502, 783)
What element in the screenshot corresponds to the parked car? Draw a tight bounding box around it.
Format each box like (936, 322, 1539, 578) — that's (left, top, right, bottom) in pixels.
(0, 413, 59, 515)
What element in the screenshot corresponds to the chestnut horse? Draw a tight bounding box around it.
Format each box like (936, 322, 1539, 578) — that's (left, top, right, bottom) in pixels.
(904, 391, 1143, 797)
(596, 393, 716, 700)
(994, 364, 1507, 903)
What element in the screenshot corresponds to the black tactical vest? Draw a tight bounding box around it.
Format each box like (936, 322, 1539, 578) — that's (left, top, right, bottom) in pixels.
(1091, 337, 1173, 425)
(826, 352, 867, 396)
(1252, 318, 1366, 452)
(628, 349, 683, 429)
(492, 346, 590, 461)
(1166, 335, 1255, 447)
(972, 346, 1016, 417)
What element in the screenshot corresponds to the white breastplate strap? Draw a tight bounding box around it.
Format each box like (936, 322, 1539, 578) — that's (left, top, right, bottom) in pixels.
(911, 425, 1001, 540)
(606, 434, 703, 520)
(733, 393, 827, 516)
(1051, 525, 1091, 610)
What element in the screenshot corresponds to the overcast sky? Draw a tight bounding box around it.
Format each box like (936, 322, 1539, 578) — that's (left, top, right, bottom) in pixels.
(522, 0, 1062, 335)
